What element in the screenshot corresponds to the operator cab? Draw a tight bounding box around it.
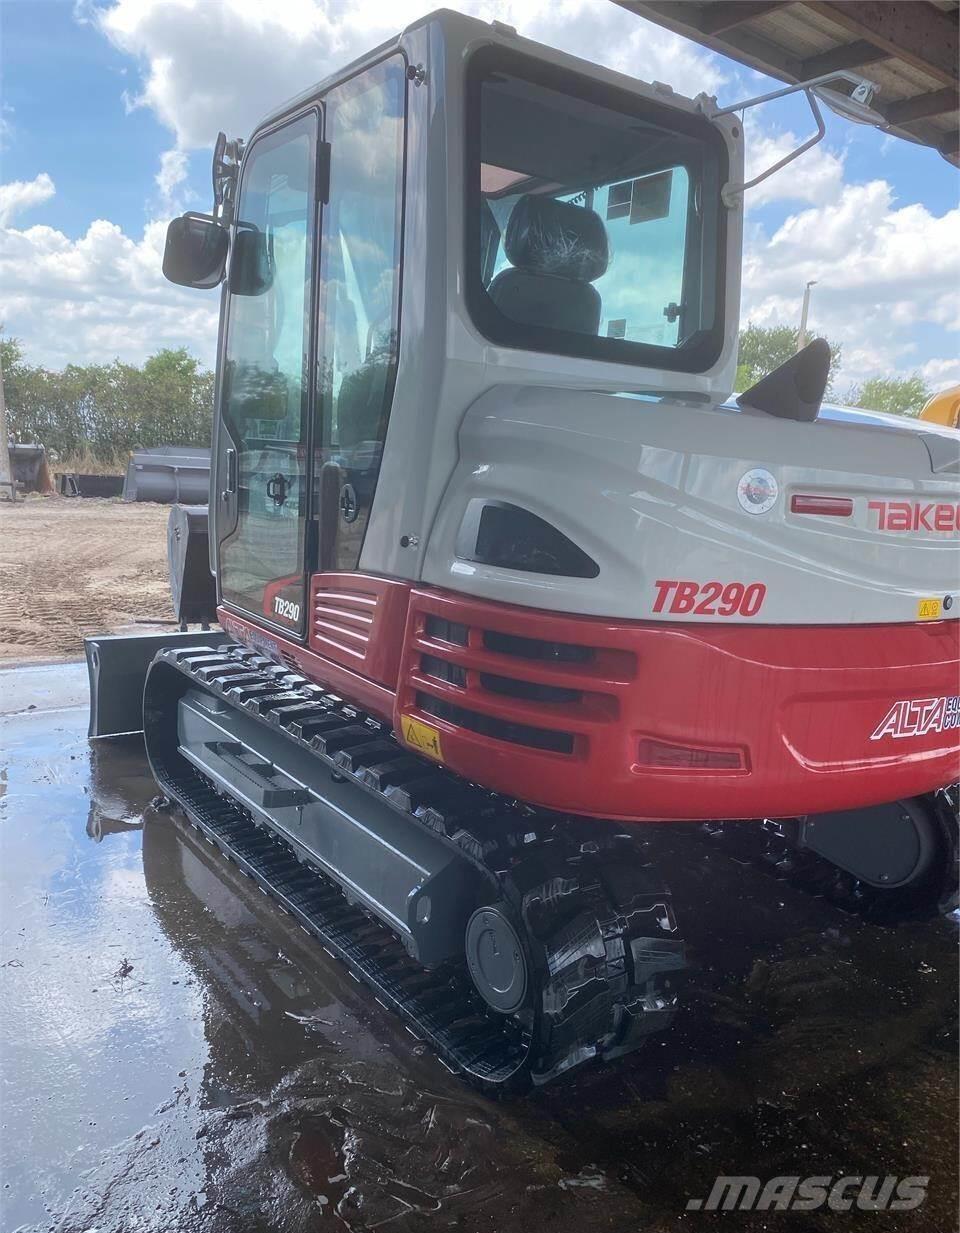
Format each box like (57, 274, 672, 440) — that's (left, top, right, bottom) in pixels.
(161, 9, 740, 646)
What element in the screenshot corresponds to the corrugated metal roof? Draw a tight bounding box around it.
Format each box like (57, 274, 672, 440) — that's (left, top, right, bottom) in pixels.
(617, 1, 959, 164)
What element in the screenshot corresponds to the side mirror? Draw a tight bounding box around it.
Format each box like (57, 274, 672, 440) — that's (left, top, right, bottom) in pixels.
(162, 213, 229, 289)
(229, 226, 274, 296)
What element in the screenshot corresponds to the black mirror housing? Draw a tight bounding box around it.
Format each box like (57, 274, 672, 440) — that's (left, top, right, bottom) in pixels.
(162, 213, 229, 289)
(229, 227, 274, 297)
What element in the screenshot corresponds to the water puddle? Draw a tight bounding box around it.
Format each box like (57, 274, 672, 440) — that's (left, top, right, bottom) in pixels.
(1, 665, 956, 1231)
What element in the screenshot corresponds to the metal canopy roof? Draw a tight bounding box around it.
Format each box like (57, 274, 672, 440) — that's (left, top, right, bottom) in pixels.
(617, 1, 959, 165)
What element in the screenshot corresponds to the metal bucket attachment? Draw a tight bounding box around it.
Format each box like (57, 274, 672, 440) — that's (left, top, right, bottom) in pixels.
(167, 504, 217, 624)
(9, 444, 54, 494)
(85, 629, 228, 738)
(123, 446, 210, 504)
(58, 472, 124, 497)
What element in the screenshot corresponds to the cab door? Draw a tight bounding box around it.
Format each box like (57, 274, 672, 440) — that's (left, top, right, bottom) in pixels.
(216, 109, 320, 637)
(313, 55, 405, 573)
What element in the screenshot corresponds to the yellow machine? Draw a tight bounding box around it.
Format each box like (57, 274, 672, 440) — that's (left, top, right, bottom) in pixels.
(918, 385, 960, 429)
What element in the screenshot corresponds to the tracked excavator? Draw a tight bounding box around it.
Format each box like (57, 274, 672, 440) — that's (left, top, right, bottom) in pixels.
(86, 9, 960, 1090)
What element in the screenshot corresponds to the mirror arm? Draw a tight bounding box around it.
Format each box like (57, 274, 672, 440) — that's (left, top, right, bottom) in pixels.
(720, 89, 825, 208)
(212, 136, 244, 226)
(712, 69, 876, 119)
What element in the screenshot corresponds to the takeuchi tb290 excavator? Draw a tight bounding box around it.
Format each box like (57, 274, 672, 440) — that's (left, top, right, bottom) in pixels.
(87, 8, 960, 1090)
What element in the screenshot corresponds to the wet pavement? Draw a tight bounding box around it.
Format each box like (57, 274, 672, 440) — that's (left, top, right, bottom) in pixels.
(1, 663, 957, 1232)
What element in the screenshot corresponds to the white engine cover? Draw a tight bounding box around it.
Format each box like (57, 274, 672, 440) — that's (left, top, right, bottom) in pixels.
(422, 385, 960, 625)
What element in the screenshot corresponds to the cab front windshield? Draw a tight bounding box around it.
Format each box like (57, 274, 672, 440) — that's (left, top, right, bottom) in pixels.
(469, 52, 725, 371)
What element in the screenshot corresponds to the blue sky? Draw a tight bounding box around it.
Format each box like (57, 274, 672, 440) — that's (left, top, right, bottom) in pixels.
(1, 0, 957, 394)
(2, 1, 170, 237)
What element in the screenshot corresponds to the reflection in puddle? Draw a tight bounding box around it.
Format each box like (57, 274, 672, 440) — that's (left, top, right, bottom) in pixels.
(86, 736, 148, 842)
(1, 671, 957, 1232)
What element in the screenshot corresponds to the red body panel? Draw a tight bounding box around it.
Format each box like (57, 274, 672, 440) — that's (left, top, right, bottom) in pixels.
(220, 609, 397, 721)
(309, 573, 409, 687)
(220, 576, 960, 823)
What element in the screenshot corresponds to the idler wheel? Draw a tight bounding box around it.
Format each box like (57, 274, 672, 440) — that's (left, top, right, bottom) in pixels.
(465, 903, 528, 1014)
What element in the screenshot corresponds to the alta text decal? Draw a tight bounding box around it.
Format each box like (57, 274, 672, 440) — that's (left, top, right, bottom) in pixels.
(870, 695, 960, 740)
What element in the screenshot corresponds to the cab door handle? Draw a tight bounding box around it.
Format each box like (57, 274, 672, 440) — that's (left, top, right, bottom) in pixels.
(221, 448, 237, 501)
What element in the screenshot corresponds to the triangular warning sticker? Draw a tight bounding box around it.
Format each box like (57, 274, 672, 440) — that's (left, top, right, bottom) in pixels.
(401, 715, 443, 761)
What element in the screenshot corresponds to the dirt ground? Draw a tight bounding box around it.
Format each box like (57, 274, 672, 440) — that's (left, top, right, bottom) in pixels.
(0, 495, 174, 664)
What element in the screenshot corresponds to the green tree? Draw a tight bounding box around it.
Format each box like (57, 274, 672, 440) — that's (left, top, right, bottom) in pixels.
(0, 337, 215, 463)
(846, 374, 931, 418)
(737, 323, 843, 394)
(333, 332, 398, 447)
(0, 336, 24, 373)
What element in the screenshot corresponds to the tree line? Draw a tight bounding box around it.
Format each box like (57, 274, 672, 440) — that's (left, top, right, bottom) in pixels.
(1, 337, 214, 466)
(1, 327, 940, 468)
(736, 323, 934, 416)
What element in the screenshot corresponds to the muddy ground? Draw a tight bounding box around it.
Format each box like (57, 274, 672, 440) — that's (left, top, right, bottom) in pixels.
(1, 665, 957, 1233)
(0, 496, 173, 665)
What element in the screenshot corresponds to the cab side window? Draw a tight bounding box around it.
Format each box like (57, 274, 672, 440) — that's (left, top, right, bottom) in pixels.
(316, 57, 406, 571)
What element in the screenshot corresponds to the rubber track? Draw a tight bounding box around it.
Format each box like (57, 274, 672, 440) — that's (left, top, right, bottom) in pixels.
(143, 641, 685, 1091)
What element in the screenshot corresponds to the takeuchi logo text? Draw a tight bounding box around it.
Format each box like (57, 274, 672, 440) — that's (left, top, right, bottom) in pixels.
(868, 500, 960, 532)
(871, 695, 960, 741)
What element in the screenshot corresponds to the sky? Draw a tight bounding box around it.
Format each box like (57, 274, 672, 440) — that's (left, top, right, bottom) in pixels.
(1, 0, 958, 396)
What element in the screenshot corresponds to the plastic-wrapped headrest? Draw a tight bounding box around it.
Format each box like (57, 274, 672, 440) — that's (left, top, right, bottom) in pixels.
(504, 195, 608, 282)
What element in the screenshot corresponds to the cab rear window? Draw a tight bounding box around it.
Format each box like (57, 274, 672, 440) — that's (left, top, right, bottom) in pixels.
(466, 47, 727, 372)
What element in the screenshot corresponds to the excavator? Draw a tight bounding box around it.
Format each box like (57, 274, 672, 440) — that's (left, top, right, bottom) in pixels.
(920, 385, 960, 430)
(86, 8, 959, 1091)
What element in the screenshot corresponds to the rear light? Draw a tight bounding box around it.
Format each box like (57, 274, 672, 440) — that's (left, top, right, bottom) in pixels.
(790, 494, 854, 517)
(635, 737, 747, 772)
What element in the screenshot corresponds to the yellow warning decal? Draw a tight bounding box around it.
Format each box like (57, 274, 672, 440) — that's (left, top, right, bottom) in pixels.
(401, 715, 444, 761)
(917, 598, 942, 621)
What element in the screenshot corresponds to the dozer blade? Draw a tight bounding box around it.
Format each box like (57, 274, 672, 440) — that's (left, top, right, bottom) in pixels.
(85, 630, 229, 738)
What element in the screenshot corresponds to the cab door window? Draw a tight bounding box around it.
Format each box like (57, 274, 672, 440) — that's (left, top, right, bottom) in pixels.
(218, 113, 317, 632)
(316, 57, 405, 571)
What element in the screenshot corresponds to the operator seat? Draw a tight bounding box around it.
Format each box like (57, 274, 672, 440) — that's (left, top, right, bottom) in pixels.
(488, 194, 609, 335)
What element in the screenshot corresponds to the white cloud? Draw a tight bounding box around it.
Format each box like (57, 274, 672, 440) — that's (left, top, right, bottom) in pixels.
(3, 0, 955, 402)
(742, 180, 960, 391)
(0, 172, 56, 226)
(0, 217, 219, 367)
(919, 357, 960, 392)
(97, 0, 726, 150)
(742, 120, 846, 208)
(1, 1, 727, 370)
(155, 148, 188, 208)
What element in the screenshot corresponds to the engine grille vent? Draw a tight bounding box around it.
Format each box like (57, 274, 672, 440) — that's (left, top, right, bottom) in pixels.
(482, 629, 594, 664)
(478, 672, 581, 705)
(404, 598, 638, 762)
(417, 692, 575, 754)
(424, 615, 469, 646)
